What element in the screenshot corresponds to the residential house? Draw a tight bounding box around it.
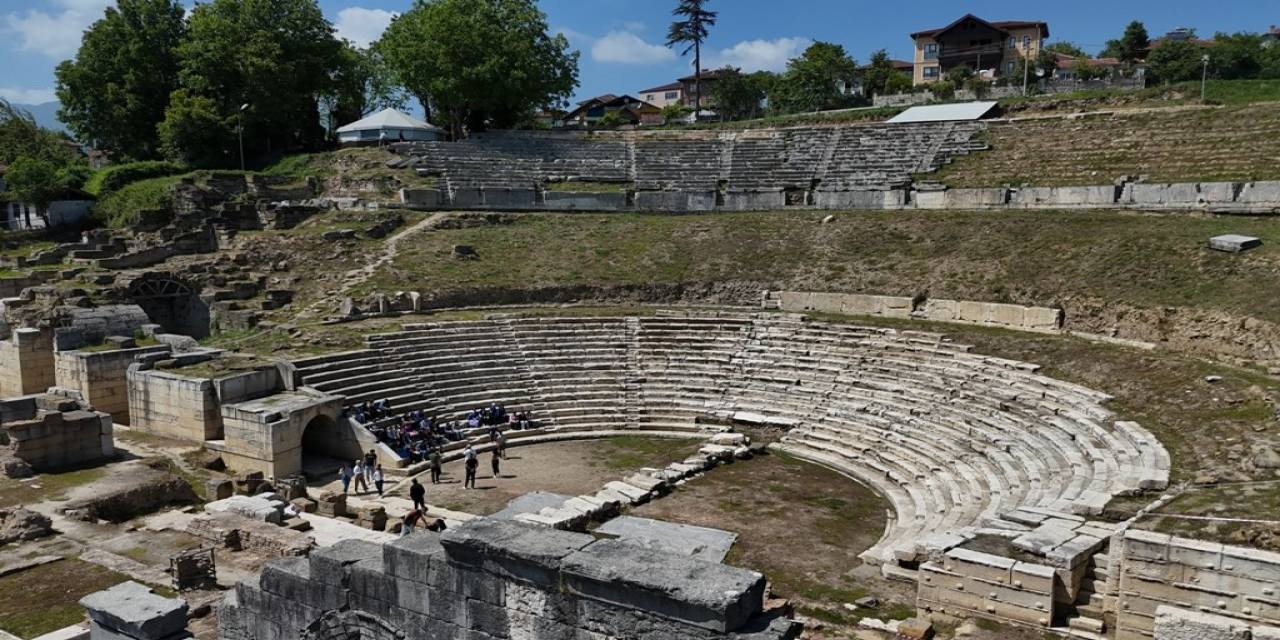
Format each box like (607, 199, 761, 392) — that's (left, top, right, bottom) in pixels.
(639, 82, 684, 109)
(1264, 26, 1279, 48)
(0, 163, 93, 231)
(677, 68, 736, 109)
(1052, 54, 1122, 80)
(563, 94, 662, 127)
(910, 14, 1049, 85)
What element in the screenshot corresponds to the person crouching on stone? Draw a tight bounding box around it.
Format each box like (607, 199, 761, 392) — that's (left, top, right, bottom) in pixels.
(401, 508, 424, 537)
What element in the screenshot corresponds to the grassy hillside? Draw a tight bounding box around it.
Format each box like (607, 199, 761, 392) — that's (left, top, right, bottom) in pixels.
(360, 210, 1280, 323)
(933, 102, 1280, 187)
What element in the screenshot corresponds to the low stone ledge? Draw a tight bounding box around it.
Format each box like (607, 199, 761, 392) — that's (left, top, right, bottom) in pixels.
(560, 538, 766, 633)
(439, 518, 592, 589)
(79, 581, 188, 640)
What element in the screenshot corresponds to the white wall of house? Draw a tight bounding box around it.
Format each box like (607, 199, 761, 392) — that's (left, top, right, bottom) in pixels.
(3, 200, 92, 230)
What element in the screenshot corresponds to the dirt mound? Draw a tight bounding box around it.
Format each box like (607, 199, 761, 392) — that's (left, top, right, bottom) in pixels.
(60, 460, 198, 523)
(0, 507, 54, 544)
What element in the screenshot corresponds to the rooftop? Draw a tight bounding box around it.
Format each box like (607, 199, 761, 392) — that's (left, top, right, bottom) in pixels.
(911, 13, 1049, 39)
(639, 81, 683, 93)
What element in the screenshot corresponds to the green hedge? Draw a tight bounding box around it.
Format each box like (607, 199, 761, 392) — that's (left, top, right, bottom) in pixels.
(92, 174, 183, 228)
(84, 161, 187, 197)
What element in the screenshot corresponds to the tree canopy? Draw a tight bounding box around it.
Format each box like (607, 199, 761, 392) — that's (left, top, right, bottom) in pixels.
(1101, 21, 1150, 62)
(666, 0, 718, 115)
(0, 101, 81, 167)
(861, 50, 898, 98)
(1045, 41, 1088, 58)
(708, 67, 772, 120)
(1147, 40, 1207, 84)
(323, 43, 409, 136)
(377, 0, 578, 139)
(55, 0, 186, 161)
(769, 42, 858, 113)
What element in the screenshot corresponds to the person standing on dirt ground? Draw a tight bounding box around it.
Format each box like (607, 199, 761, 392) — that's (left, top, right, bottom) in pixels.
(373, 464, 385, 497)
(352, 459, 369, 494)
(463, 444, 478, 489)
(364, 449, 377, 482)
(496, 431, 506, 459)
(430, 447, 443, 484)
(338, 463, 353, 494)
(491, 450, 501, 478)
(409, 478, 426, 511)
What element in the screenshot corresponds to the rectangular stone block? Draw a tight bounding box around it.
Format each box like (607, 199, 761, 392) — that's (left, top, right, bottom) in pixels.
(541, 191, 628, 211)
(309, 539, 383, 587)
(721, 191, 785, 211)
(560, 539, 765, 633)
(1154, 606, 1250, 640)
(399, 188, 440, 209)
(439, 519, 592, 589)
(481, 189, 536, 209)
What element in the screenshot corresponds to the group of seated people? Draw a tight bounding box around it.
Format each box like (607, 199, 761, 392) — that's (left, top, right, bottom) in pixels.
(345, 400, 533, 464)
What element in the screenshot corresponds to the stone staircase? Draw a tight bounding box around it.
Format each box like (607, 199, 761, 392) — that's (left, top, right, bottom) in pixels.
(1056, 553, 1111, 640)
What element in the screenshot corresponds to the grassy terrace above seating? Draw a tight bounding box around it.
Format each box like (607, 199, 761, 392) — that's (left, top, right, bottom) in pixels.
(931, 102, 1280, 187)
(355, 209, 1280, 324)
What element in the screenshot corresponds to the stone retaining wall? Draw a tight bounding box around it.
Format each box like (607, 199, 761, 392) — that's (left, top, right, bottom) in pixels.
(1, 401, 113, 473)
(772, 291, 1063, 333)
(218, 518, 798, 640)
(400, 181, 1280, 214)
(917, 547, 1059, 629)
(0, 328, 55, 397)
(54, 346, 171, 424)
(1113, 529, 1280, 640)
(127, 368, 224, 442)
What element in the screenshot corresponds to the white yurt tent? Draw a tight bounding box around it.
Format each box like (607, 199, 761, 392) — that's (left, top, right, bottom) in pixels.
(336, 108, 444, 145)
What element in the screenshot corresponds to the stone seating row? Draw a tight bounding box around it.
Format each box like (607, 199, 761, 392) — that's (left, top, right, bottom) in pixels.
(295, 313, 1169, 570)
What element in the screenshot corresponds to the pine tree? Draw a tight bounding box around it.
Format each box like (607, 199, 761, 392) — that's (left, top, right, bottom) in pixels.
(666, 0, 718, 120)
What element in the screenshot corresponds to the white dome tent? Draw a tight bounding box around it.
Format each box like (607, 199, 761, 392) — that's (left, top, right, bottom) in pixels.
(336, 108, 443, 145)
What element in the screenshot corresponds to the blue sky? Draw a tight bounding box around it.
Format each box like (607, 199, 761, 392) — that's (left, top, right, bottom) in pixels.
(1, 0, 1276, 109)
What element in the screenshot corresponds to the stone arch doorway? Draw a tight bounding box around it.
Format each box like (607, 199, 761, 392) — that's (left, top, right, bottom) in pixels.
(124, 274, 210, 338)
(301, 610, 404, 640)
(299, 412, 357, 479)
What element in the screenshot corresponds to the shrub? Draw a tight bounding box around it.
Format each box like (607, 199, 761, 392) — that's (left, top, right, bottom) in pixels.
(92, 174, 182, 228)
(84, 160, 187, 197)
(931, 80, 956, 100)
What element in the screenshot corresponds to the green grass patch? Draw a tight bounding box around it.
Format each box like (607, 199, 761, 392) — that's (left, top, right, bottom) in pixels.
(74, 336, 161, 353)
(0, 559, 138, 639)
(93, 174, 183, 228)
(0, 467, 107, 509)
(593, 436, 700, 471)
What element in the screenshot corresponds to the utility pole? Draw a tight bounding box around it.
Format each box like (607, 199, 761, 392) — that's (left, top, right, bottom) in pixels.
(1022, 44, 1030, 96)
(1201, 54, 1210, 101)
(237, 103, 249, 172)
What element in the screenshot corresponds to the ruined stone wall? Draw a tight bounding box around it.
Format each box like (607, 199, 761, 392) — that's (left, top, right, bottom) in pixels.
(773, 291, 1064, 333)
(2, 407, 113, 472)
(1113, 529, 1280, 640)
(917, 548, 1059, 629)
(126, 368, 223, 442)
(219, 518, 797, 640)
(0, 328, 55, 397)
(54, 346, 171, 424)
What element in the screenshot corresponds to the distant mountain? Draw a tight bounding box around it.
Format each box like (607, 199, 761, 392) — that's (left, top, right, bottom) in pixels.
(11, 101, 67, 133)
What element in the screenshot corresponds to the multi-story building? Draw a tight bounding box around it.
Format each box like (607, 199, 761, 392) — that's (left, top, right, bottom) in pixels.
(910, 14, 1049, 85)
(638, 82, 684, 109)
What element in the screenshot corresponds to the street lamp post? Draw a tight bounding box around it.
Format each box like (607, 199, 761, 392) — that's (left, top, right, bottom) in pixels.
(237, 103, 250, 172)
(1201, 54, 1211, 101)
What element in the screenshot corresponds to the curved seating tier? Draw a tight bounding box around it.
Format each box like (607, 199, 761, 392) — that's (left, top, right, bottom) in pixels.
(401, 122, 986, 196)
(292, 312, 1170, 566)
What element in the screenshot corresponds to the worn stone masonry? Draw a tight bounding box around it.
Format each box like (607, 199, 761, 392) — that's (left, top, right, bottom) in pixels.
(0, 392, 113, 477)
(0, 327, 55, 398)
(55, 345, 171, 425)
(219, 518, 800, 640)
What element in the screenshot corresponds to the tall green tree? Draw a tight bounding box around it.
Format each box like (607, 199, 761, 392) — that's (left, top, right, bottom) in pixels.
(770, 42, 858, 114)
(666, 0, 718, 119)
(324, 43, 409, 135)
(708, 67, 771, 120)
(161, 0, 344, 167)
(1147, 40, 1207, 84)
(1101, 21, 1150, 62)
(54, 0, 186, 160)
(861, 50, 896, 98)
(1208, 32, 1264, 80)
(376, 0, 578, 139)
(0, 101, 81, 166)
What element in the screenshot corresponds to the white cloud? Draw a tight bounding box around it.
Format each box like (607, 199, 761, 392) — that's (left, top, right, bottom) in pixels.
(591, 31, 675, 65)
(334, 6, 397, 49)
(2, 0, 113, 60)
(707, 37, 812, 73)
(0, 87, 58, 105)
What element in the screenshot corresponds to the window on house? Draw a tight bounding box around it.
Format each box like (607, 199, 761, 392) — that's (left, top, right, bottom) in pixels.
(924, 43, 938, 59)
(1023, 35, 1032, 49)
(1007, 61, 1016, 73)
(665, 91, 679, 100)
(647, 94, 655, 102)
(923, 66, 940, 79)
(1009, 37, 1016, 48)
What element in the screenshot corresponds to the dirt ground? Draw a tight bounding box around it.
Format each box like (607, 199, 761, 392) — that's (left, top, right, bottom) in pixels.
(631, 449, 914, 639)
(313, 436, 704, 516)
